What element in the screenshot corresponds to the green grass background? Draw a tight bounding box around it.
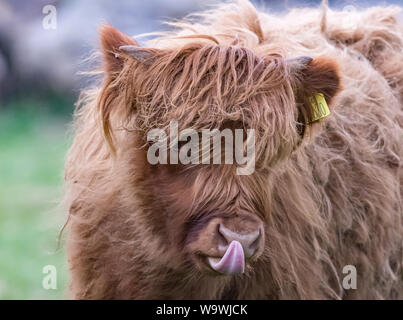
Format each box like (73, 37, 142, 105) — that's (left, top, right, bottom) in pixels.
(0, 98, 71, 299)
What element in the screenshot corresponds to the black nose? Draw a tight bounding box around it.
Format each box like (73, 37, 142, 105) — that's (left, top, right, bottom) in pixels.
(218, 223, 261, 258)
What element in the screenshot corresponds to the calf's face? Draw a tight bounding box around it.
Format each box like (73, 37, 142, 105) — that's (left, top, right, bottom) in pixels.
(149, 162, 268, 275)
(98, 25, 340, 276)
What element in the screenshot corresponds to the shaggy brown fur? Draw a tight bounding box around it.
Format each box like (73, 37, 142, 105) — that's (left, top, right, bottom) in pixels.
(65, 0, 403, 299)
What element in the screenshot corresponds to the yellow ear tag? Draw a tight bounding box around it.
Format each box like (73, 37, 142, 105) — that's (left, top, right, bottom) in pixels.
(308, 93, 330, 124)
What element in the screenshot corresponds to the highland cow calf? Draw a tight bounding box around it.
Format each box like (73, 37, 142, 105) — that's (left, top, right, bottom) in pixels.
(65, 0, 403, 299)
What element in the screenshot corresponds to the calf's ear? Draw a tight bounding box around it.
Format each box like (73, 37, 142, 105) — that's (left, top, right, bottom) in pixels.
(98, 24, 160, 153)
(99, 23, 159, 76)
(99, 24, 139, 76)
(98, 24, 142, 152)
(287, 56, 342, 127)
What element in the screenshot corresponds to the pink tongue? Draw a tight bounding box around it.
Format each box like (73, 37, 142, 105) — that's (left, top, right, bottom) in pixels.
(208, 240, 245, 274)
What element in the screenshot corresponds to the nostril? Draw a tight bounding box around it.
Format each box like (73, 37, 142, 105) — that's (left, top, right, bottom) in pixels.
(244, 230, 261, 257)
(218, 223, 261, 257)
(248, 230, 261, 253)
(216, 224, 230, 249)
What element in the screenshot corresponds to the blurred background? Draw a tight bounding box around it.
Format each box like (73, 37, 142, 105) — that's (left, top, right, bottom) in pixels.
(0, 0, 401, 299)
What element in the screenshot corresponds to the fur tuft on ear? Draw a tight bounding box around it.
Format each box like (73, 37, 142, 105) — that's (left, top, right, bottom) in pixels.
(99, 23, 138, 75)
